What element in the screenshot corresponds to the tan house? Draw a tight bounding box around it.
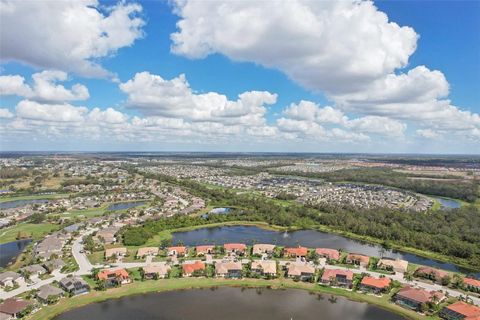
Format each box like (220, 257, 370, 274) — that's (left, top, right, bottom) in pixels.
(196, 245, 215, 256)
(346, 253, 370, 267)
(287, 263, 315, 281)
(252, 244, 276, 256)
(105, 247, 127, 259)
(251, 260, 277, 276)
(215, 261, 243, 278)
(377, 258, 408, 274)
(136, 247, 159, 258)
(142, 265, 170, 279)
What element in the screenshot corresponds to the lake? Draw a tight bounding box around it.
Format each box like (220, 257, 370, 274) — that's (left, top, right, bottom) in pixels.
(431, 197, 462, 209)
(0, 239, 32, 267)
(54, 287, 405, 320)
(106, 201, 146, 211)
(172, 225, 479, 276)
(0, 199, 49, 210)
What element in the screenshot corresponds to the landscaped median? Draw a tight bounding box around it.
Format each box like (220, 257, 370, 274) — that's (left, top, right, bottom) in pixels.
(28, 278, 430, 320)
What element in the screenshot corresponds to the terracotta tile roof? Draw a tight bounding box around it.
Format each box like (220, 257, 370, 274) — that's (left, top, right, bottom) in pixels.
(315, 248, 340, 260)
(182, 261, 206, 274)
(444, 301, 480, 318)
(321, 269, 353, 282)
(361, 276, 391, 289)
(0, 298, 33, 315)
(97, 268, 129, 281)
(415, 266, 449, 279)
(167, 246, 187, 254)
(396, 286, 444, 304)
(284, 247, 308, 257)
(464, 277, 480, 288)
(196, 245, 215, 254)
(224, 243, 247, 252)
(346, 253, 370, 265)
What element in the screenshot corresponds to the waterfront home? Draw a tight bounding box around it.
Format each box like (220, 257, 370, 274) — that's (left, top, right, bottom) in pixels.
(346, 253, 370, 268)
(394, 286, 445, 311)
(167, 246, 187, 256)
(463, 278, 480, 292)
(36, 284, 64, 304)
(215, 261, 243, 278)
(287, 263, 315, 281)
(284, 247, 308, 258)
(415, 266, 450, 284)
(0, 272, 25, 288)
(105, 247, 127, 259)
(315, 248, 340, 261)
(182, 261, 206, 277)
(252, 244, 276, 256)
(0, 298, 33, 319)
(142, 265, 170, 279)
(196, 245, 215, 256)
(320, 269, 353, 288)
(43, 258, 65, 273)
(224, 243, 247, 255)
(251, 260, 277, 277)
(360, 276, 391, 294)
(59, 276, 90, 296)
(377, 258, 409, 274)
(136, 247, 159, 258)
(97, 268, 131, 287)
(439, 301, 480, 320)
(20, 264, 47, 278)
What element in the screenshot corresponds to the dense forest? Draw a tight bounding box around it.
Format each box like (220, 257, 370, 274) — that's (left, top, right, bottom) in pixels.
(270, 168, 478, 202)
(124, 171, 480, 270)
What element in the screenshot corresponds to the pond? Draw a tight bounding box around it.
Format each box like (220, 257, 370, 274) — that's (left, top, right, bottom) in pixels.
(0, 239, 32, 268)
(106, 201, 146, 211)
(53, 287, 405, 320)
(172, 225, 479, 276)
(0, 199, 49, 210)
(431, 196, 462, 209)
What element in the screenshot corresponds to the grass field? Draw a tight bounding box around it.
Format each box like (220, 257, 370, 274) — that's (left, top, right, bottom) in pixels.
(28, 278, 434, 320)
(0, 193, 70, 203)
(0, 223, 60, 244)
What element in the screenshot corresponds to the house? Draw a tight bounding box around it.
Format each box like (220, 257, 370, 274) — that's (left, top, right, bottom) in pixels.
(0, 272, 25, 288)
(287, 263, 315, 281)
(36, 284, 64, 303)
(215, 261, 243, 278)
(35, 235, 64, 260)
(196, 245, 215, 256)
(284, 247, 308, 258)
(251, 260, 277, 277)
(440, 301, 480, 320)
(136, 247, 159, 258)
(59, 276, 90, 296)
(105, 247, 127, 259)
(252, 244, 276, 256)
(97, 268, 131, 287)
(20, 264, 47, 277)
(142, 265, 170, 279)
(224, 243, 247, 255)
(0, 299, 33, 319)
(360, 276, 391, 294)
(394, 286, 445, 311)
(315, 248, 340, 261)
(167, 246, 187, 256)
(346, 253, 370, 268)
(43, 259, 66, 273)
(463, 278, 480, 292)
(415, 266, 450, 283)
(182, 261, 206, 277)
(321, 269, 353, 288)
(377, 258, 409, 274)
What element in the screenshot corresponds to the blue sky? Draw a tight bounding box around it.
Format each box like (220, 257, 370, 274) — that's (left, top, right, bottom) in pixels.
(0, 0, 479, 153)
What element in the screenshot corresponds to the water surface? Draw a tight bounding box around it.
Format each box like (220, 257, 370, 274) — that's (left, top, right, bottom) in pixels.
(431, 197, 462, 209)
(106, 201, 146, 211)
(54, 287, 405, 320)
(0, 239, 32, 267)
(0, 199, 48, 210)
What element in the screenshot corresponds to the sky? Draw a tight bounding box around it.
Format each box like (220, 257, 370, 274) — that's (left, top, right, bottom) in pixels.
(0, 0, 479, 154)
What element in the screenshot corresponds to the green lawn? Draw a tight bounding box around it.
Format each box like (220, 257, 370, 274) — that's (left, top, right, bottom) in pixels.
(0, 193, 69, 203)
(28, 278, 435, 320)
(0, 223, 60, 244)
